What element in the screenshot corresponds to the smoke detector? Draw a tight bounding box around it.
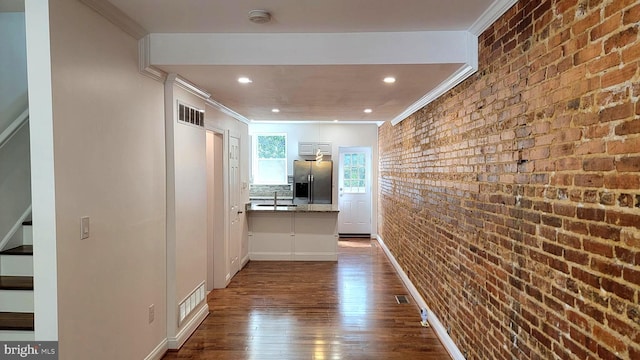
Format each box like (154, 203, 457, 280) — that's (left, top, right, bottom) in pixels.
(248, 9, 272, 24)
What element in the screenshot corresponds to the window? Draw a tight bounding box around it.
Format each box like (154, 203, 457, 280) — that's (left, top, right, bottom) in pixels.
(342, 152, 366, 193)
(252, 133, 287, 184)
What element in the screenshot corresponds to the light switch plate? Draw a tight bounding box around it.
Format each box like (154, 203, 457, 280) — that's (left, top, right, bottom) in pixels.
(81, 216, 90, 239)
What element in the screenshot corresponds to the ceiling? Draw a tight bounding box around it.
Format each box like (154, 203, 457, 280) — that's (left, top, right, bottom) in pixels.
(91, 0, 516, 123)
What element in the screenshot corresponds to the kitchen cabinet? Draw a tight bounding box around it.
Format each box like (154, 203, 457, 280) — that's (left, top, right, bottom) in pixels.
(298, 141, 332, 156)
(247, 204, 339, 261)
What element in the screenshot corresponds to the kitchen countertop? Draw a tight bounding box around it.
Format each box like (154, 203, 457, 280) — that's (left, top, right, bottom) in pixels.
(246, 203, 339, 213)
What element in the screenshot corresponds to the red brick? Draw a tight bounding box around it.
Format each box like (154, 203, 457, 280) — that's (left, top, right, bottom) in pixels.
(604, 174, 640, 189)
(564, 248, 589, 265)
(572, 267, 601, 288)
(589, 223, 621, 241)
(606, 210, 640, 227)
(583, 157, 615, 171)
(607, 137, 640, 154)
(604, 26, 639, 54)
(593, 324, 627, 352)
(574, 174, 604, 187)
(576, 140, 605, 155)
(614, 119, 640, 135)
(601, 63, 638, 88)
(599, 102, 634, 122)
(583, 238, 614, 257)
(577, 207, 605, 221)
(615, 156, 640, 171)
(622, 41, 640, 64)
(591, 257, 623, 277)
(601, 278, 635, 301)
(623, 3, 640, 24)
(623, 267, 640, 285)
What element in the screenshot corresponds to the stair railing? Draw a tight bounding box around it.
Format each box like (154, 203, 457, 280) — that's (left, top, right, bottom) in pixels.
(0, 108, 29, 151)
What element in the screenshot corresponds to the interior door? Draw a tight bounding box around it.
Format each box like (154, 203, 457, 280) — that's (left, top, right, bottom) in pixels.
(229, 135, 241, 277)
(338, 147, 372, 235)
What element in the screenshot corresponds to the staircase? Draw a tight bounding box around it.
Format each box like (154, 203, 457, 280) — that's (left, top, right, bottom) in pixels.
(0, 221, 34, 340)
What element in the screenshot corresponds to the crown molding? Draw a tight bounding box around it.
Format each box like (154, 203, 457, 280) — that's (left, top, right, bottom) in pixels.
(205, 99, 251, 125)
(80, 0, 147, 39)
(138, 35, 167, 82)
(390, 31, 478, 126)
(469, 0, 518, 36)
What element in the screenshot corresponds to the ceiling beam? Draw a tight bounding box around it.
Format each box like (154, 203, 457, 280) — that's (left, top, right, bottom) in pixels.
(147, 31, 472, 66)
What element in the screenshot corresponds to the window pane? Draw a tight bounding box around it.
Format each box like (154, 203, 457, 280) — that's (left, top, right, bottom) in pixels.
(258, 135, 285, 159)
(257, 159, 286, 184)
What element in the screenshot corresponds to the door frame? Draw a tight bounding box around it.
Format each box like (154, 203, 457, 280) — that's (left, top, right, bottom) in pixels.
(206, 126, 231, 289)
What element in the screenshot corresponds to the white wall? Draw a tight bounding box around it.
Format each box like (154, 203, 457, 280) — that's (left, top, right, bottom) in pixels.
(0, 12, 28, 134)
(165, 81, 208, 345)
(249, 122, 379, 236)
(48, 0, 166, 358)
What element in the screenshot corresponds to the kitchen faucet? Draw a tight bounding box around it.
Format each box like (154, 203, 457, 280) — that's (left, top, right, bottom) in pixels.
(274, 191, 278, 206)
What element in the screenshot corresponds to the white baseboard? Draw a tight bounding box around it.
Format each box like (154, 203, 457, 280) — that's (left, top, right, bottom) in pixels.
(144, 338, 168, 360)
(167, 302, 209, 350)
(241, 253, 250, 268)
(376, 235, 466, 360)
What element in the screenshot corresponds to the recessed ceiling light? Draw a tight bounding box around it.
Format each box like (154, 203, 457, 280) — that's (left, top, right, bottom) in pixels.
(364, 109, 373, 113)
(238, 77, 252, 84)
(383, 76, 396, 84)
(271, 108, 280, 113)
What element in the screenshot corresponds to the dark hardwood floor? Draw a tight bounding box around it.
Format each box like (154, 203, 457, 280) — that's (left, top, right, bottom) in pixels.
(162, 239, 451, 359)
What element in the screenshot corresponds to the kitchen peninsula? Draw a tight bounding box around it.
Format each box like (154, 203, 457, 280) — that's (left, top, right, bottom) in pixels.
(246, 203, 339, 261)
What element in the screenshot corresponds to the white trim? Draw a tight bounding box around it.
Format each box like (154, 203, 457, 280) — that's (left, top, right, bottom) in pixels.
(391, 63, 477, 126)
(469, 0, 518, 36)
(0, 109, 29, 151)
(376, 235, 466, 360)
(138, 36, 167, 82)
(241, 253, 250, 268)
(79, 0, 148, 39)
(0, 205, 32, 252)
(175, 76, 211, 100)
(144, 339, 168, 360)
(167, 301, 209, 349)
(205, 98, 251, 125)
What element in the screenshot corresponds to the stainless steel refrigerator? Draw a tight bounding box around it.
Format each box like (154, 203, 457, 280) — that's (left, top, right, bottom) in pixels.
(293, 160, 333, 204)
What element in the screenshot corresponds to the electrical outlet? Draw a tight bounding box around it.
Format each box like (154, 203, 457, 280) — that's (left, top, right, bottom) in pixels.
(148, 304, 155, 323)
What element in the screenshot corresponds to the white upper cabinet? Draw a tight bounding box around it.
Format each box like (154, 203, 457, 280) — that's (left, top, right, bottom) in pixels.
(298, 142, 332, 156)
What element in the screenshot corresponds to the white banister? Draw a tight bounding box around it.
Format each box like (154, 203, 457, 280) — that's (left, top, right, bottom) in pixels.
(0, 108, 29, 150)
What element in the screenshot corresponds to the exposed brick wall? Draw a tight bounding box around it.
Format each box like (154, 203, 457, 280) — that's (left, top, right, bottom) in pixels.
(378, 1, 639, 359)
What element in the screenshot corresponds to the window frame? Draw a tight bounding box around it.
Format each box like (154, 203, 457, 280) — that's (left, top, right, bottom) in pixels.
(252, 133, 288, 185)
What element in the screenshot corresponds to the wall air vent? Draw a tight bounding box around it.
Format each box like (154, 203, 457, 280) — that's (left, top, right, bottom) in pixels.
(178, 102, 205, 127)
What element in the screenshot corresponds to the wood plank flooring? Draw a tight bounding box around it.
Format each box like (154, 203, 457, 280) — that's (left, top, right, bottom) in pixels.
(0, 312, 34, 331)
(162, 239, 450, 360)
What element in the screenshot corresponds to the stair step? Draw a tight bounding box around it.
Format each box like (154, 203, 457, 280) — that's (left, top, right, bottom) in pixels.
(0, 330, 35, 341)
(0, 276, 33, 290)
(0, 312, 34, 331)
(0, 254, 33, 276)
(0, 245, 33, 256)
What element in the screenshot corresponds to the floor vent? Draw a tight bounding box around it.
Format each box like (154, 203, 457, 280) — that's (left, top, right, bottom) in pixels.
(395, 295, 410, 304)
(178, 101, 205, 127)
